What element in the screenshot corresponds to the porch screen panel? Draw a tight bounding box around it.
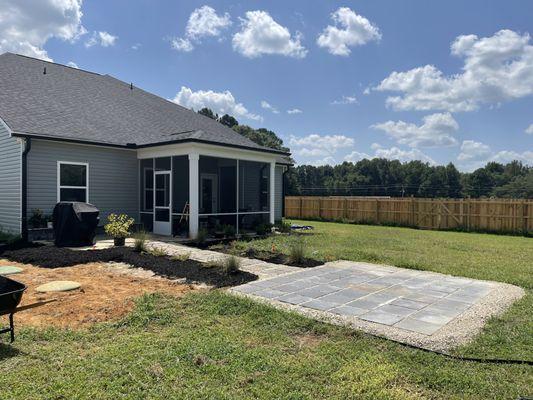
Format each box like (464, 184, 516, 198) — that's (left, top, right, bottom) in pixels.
(172, 156, 189, 214)
(239, 161, 270, 212)
(198, 156, 236, 214)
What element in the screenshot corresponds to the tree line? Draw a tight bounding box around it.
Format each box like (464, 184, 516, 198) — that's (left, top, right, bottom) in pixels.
(197, 108, 533, 199)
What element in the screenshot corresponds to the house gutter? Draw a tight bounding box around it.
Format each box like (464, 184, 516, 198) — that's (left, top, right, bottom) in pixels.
(21, 137, 31, 242)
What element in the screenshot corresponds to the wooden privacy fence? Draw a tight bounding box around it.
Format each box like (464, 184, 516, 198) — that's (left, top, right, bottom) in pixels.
(284, 196, 533, 234)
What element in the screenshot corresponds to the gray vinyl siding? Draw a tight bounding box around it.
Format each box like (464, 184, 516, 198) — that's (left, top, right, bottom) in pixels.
(27, 140, 139, 225)
(274, 165, 284, 222)
(0, 122, 21, 234)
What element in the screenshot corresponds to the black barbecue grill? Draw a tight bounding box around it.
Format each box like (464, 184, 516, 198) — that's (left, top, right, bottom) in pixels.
(53, 202, 100, 247)
(0, 276, 26, 342)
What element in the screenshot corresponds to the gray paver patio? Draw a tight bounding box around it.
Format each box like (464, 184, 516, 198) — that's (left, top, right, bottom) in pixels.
(230, 259, 524, 350)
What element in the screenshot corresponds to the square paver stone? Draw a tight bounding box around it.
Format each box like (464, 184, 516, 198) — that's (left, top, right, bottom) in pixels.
(409, 309, 455, 325)
(390, 298, 429, 310)
(395, 317, 443, 335)
(254, 289, 285, 299)
(359, 309, 405, 326)
(277, 293, 313, 305)
(296, 284, 342, 298)
(300, 299, 338, 311)
(331, 305, 369, 317)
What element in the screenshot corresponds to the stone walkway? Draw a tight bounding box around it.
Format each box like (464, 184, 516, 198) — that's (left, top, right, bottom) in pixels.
(93, 238, 524, 351)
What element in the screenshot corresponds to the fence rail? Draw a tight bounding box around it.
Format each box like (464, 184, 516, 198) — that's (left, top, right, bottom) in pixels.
(284, 196, 533, 234)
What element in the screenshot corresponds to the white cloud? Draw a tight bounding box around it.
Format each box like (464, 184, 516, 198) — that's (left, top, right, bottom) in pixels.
(373, 146, 436, 164)
(131, 43, 141, 50)
(290, 134, 355, 150)
(457, 140, 491, 162)
(172, 86, 262, 122)
(186, 5, 231, 39)
(0, 0, 86, 61)
(171, 37, 193, 52)
(85, 31, 117, 48)
(331, 95, 358, 105)
(371, 113, 459, 148)
(290, 134, 355, 165)
(67, 61, 78, 68)
(363, 87, 371, 95)
(525, 124, 533, 135)
(344, 150, 371, 163)
(261, 100, 279, 114)
(317, 7, 381, 56)
(287, 108, 302, 114)
(457, 140, 533, 170)
(172, 6, 231, 52)
(310, 156, 337, 166)
(297, 148, 329, 157)
(232, 10, 307, 58)
(376, 30, 533, 112)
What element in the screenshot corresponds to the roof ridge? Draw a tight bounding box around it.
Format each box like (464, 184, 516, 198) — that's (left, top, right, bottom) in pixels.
(2, 52, 101, 76)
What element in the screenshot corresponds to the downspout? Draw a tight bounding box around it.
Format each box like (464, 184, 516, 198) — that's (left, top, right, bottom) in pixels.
(21, 138, 31, 242)
(282, 166, 289, 219)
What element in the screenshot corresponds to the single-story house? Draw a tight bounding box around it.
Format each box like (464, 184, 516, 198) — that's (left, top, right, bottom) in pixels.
(0, 53, 291, 240)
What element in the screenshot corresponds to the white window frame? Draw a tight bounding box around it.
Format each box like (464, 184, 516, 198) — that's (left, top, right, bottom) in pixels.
(57, 161, 89, 203)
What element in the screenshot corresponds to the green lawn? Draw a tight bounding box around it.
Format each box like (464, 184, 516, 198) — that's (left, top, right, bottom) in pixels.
(1, 221, 532, 399)
(1, 293, 532, 399)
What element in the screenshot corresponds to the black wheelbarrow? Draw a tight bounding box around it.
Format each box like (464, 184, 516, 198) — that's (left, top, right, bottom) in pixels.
(0, 276, 55, 343)
(0, 276, 26, 342)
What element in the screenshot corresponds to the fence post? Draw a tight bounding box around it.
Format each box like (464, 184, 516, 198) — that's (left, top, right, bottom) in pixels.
(376, 199, 380, 224)
(522, 200, 529, 235)
(318, 197, 322, 219)
(343, 198, 348, 220)
(299, 197, 303, 218)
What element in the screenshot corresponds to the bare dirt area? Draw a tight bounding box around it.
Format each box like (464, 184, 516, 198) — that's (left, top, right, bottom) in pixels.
(0, 259, 193, 329)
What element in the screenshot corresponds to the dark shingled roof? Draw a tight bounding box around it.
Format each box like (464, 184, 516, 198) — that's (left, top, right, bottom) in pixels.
(0, 53, 290, 157)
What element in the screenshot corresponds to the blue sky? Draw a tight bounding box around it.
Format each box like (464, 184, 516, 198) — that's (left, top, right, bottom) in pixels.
(2, 0, 533, 171)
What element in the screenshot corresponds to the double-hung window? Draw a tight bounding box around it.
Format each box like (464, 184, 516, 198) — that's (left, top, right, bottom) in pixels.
(58, 161, 89, 203)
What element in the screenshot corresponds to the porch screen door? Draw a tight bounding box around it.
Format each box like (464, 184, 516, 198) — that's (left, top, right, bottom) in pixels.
(153, 171, 172, 235)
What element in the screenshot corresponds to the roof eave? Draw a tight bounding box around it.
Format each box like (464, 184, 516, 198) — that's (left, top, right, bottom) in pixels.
(11, 132, 292, 156)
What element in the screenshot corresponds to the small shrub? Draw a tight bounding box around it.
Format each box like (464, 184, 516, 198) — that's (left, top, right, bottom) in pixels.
(222, 255, 241, 275)
(170, 252, 190, 262)
(133, 230, 148, 252)
(255, 223, 273, 236)
(105, 213, 135, 239)
(222, 224, 236, 237)
(289, 239, 307, 265)
(28, 209, 50, 229)
(147, 247, 167, 257)
(196, 228, 208, 246)
(276, 220, 291, 233)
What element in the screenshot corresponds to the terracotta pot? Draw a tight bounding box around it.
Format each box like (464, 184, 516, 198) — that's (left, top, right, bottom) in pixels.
(114, 237, 126, 246)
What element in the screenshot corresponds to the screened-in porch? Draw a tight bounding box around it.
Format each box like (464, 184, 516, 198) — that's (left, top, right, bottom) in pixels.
(139, 153, 276, 238)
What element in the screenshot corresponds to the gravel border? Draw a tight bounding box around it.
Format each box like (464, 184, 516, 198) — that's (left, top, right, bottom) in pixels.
(228, 264, 525, 352)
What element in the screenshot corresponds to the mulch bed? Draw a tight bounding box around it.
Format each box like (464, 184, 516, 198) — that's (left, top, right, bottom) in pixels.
(1, 246, 256, 288)
(210, 245, 323, 268)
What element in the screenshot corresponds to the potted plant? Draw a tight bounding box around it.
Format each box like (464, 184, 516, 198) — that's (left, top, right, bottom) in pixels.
(104, 213, 135, 246)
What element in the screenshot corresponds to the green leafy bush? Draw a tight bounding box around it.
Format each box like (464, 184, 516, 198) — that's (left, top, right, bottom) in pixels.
(104, 213, 135, 239)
